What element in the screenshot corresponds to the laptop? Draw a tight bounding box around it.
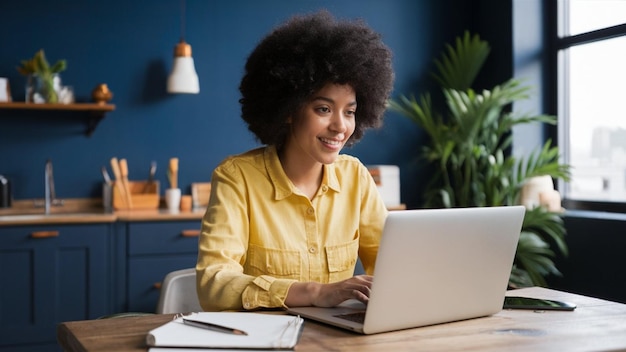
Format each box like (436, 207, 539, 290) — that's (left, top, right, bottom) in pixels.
(287, 205, 525, 334)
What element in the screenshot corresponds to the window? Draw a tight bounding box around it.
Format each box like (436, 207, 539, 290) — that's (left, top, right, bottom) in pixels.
(556, 0, 626, 211)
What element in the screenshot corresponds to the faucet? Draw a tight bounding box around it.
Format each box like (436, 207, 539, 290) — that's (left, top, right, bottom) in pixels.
(35, 159, 64, 214)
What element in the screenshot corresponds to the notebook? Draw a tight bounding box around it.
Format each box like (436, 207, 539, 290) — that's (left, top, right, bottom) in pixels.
(146, 312, 304, 350)
(287, 205, 525, 335)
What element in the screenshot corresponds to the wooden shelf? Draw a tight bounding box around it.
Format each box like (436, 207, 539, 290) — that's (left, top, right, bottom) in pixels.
(0, 102, 115, 111)
(0, 102, 116, 136)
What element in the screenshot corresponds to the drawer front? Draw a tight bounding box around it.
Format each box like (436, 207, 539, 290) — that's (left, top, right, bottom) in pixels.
(128, 221, 201, 255)
(127, 255, 198, 313)
(0, 223, 109, 240)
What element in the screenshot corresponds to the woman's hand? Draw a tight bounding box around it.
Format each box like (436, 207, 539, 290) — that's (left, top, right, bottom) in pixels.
(285, 275, 373, 308)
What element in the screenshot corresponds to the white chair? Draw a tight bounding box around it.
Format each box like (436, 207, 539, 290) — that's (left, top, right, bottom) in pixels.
(156, 268, 203, 314)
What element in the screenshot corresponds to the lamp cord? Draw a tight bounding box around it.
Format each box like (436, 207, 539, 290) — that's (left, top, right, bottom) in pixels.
(180, 0, 186, 41)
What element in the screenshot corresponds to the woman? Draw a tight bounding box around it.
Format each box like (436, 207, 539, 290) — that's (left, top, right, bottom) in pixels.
(196, 10, 394, 311)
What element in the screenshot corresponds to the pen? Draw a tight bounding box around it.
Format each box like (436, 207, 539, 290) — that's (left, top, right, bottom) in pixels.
(182, 317, 249, 336)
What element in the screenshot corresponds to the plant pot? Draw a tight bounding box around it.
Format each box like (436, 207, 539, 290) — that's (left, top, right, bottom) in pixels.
(26, 73, 61, 103)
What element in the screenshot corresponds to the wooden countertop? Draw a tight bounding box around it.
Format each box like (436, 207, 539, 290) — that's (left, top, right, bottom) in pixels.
(0, 198, 205, 226)
(0, 198, 404, 226)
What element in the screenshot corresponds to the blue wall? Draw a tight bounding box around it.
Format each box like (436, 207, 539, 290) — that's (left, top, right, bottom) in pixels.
(0, 0, 473, 209)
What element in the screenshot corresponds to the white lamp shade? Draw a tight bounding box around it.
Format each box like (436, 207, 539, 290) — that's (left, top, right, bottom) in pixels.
(167, 56, 199, 94)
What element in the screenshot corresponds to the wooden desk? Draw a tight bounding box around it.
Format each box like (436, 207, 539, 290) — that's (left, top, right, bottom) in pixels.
(57, 287, 626, 352)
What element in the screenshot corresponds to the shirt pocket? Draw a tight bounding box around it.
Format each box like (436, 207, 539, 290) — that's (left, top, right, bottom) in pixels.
(325, 238, 359, 282)
(247, 243, 302, 280)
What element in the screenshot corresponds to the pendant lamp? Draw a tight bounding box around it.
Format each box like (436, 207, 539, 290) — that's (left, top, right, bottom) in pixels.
(167, 0, 199, 94)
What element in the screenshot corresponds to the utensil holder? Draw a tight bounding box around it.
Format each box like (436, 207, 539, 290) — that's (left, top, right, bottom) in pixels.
(165, 188, 181, 213)
(112, 180, 160, 210)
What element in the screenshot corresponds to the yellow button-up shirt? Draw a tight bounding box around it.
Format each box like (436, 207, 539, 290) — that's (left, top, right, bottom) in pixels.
(196, 145, 387, 311)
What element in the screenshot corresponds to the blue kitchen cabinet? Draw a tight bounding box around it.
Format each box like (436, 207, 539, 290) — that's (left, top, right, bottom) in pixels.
(123, 220, 201, 313)
(0, 223, 112, 351)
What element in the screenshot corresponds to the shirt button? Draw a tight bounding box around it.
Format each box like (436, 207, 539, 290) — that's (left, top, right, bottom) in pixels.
(244, 302, 251, 309)
(321, 185, 328, 192)
(309, 247, 316, 253)
(307, 207, 314, 215)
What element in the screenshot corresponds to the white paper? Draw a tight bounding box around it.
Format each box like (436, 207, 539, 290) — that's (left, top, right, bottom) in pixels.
(146, 312, 303, 350)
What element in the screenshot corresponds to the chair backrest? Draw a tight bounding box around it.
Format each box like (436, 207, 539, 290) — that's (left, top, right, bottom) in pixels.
(156, 268, 203, 314)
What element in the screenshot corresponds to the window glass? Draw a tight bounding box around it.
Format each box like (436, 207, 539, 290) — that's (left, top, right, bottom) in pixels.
(562, 36, 626, 201)
(565, 0, 626, 36)
(558, 0, 626, 207)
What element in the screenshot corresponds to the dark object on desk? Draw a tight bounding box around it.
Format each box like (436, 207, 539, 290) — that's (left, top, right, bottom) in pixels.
(504, 296, 577, 311)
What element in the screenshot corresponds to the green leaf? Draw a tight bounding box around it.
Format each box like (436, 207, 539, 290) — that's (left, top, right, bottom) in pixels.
(50, 59, 67, 74)
(433, 31, 491, 90)
(16, 49, 67, 77)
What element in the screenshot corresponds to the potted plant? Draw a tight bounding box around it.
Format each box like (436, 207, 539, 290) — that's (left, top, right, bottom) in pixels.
(17, 49, 67, 103)
(388, 32, 571, 287)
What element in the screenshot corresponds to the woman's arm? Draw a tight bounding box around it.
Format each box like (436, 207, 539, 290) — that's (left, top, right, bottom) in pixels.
(197, 158, 299, 311)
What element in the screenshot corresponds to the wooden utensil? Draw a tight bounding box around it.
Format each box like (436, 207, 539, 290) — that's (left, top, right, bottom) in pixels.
(168, 158, 179, 189)
(118, 158, 133, 208)
(110, 157, 127, 207)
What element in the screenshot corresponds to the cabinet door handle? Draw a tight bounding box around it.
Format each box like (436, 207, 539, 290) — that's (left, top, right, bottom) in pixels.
(153, 282, 162, 289)
(30, 230, 60, 238)
(180, 229, 200, 237)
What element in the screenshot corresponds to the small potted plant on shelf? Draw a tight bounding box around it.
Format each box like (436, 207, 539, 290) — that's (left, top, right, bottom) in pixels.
(389, 32, 571, 288)
(17, 49, 67, 103)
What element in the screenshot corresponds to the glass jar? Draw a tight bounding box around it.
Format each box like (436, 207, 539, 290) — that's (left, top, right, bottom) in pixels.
(25, 73, 61, 103)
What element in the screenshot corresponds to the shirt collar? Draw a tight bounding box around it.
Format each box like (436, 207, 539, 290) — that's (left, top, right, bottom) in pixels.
(323, 163, 341, 193)
(264, 145, 341, 200)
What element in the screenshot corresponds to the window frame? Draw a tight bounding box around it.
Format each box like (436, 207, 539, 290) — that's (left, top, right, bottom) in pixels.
(547, 0, 626, 213)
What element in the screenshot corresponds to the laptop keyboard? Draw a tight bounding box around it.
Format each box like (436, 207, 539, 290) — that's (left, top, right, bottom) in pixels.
(333, 311, 366, 324)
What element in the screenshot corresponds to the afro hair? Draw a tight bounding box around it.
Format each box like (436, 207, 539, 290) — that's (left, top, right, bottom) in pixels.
(239, 10, 394, 147)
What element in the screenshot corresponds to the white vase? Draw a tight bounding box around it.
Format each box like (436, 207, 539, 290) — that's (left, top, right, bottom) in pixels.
(520, 175, 556, 210)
